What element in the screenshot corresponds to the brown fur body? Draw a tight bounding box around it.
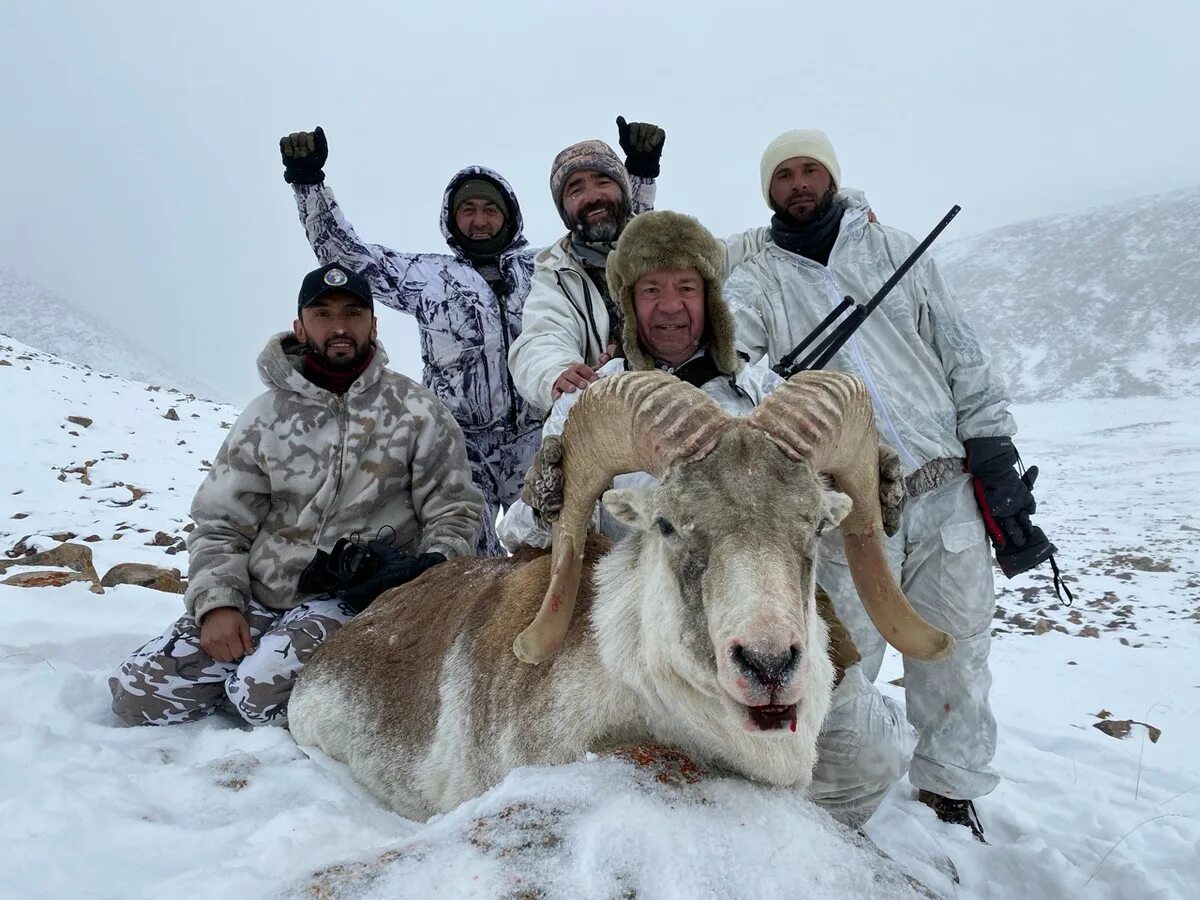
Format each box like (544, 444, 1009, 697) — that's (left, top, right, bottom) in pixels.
(290, 536, 643, 819)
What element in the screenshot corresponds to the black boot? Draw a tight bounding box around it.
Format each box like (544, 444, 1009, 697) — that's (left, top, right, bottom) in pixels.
(917, 790, 987, 843)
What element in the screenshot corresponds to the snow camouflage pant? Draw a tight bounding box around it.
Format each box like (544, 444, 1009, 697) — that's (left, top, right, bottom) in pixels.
(109, 596, 356, 727)
(817, 473, 998, 800)
(467, 424, 542, 557)
(810, 665, 917, 828)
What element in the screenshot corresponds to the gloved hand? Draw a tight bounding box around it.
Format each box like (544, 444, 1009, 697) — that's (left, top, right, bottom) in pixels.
(878, 444, 906, 537)
(335, 541, 446, 613)
(616, 116, 666, 179)
(279, 126, 328, 185)
(965, 436, 1056, 578)
(520, 435, 564, 523)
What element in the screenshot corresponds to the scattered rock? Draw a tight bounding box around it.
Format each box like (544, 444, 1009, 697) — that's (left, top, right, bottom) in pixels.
(0, 360, 10, 366)
(66, 415, 93, 428)
(1092, 719, 1162, 743)
(1109, 553, 1175, 573)
(1034, 618, 1055, 635)
(163, 408, 180, 421)
(82, 534, 103, 542)
(100, 563, 185, 594)
(0, 542, 99, 581)
(11, 512, 28, 519)
(1079, 626, 1101, 638)
(183, 523, 196, 533)
(147, 531, 177, 547)
(1, 570, 93, 589)
(104, 482, 149, 508)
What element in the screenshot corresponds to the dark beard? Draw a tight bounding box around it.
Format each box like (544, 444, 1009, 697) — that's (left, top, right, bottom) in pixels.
(570, 197, 631, 243)
(307, 337, 371, 371)
(776, 183, 838, 226)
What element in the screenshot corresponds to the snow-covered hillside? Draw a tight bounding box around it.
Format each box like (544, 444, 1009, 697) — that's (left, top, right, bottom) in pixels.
(0, 266, 226, 401)
(1, 335, 1197, 899)
(938, 185, 1200, 402)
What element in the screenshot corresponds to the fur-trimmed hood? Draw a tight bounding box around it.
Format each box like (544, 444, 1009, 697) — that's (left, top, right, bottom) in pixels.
(606, 211, 740, 374)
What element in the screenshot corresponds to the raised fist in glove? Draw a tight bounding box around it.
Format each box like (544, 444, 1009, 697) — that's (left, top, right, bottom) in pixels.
(279, 125, 328, 185)
(520, 435, 564, 524)
(616, 116, 666, 179)
(965, 436, 1056, 578)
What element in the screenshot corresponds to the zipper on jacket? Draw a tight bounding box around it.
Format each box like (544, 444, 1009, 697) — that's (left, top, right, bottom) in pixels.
(554, 268, 603, 363)
(493, 286, 520, 431)
(315, 394, 350, 547)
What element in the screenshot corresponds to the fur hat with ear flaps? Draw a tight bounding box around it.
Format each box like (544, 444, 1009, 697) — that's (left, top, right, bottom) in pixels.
(606, 211, 740, 375)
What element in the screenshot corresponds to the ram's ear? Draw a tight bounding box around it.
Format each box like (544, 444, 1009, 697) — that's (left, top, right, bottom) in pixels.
(602, 488, 655, 529)
(820, 487, 853, 534)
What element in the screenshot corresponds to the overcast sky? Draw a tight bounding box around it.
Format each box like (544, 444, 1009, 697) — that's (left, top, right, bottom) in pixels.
(3, 0, 1196, 404)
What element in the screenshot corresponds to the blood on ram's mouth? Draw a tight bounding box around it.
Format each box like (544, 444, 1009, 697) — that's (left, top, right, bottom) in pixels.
(747, 703, 798, 732)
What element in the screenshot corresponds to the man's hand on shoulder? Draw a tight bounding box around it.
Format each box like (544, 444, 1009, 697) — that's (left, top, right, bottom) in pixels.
(279, 125, 328, 185)
(552, 362, 601, 400)
(199, 607, 254, 662)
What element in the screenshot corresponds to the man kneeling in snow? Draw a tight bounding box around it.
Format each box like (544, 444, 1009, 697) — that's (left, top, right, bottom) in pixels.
(109, 263, 482, 727)
(499, 210, 916, 828)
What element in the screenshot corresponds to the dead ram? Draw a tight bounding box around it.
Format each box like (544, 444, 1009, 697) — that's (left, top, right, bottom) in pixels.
(288, 370, 952, 819)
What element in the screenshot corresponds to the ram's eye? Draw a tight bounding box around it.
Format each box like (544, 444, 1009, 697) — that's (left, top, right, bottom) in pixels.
(815, 517, 831, 537)
(655, 517, 675, 536)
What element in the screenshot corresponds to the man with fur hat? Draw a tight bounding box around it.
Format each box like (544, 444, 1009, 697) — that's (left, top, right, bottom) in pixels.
(507, 126, 776, 412)
(278, 120, 659, 556)
(725, 129, 1053, 841)
(498, 211, 917, 828)
(109, 262, 482, 727)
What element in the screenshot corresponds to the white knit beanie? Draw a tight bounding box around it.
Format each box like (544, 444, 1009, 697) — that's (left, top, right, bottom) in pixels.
(759, 129, 841, 207)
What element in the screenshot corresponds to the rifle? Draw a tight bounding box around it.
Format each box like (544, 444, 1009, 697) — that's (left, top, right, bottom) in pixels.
(772, 205, 961, 378)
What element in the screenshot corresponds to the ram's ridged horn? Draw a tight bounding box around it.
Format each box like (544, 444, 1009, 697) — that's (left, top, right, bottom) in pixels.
(513, 372, 731, 664)
(747, 371, 953, 662)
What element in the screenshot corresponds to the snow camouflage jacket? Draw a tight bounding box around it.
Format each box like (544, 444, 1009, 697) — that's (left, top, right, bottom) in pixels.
(496, 356, 782, 551)
(508, 225, 771, 412)
(184, 333, 482, 623)
(725, 190, 1016, 477)
(292, 169, 656, 433)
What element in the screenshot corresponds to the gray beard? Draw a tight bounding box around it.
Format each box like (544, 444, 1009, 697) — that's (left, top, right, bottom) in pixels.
(570, 197, 631, 243)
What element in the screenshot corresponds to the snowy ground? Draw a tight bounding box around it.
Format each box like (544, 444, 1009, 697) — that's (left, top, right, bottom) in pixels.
(1, 334, 1197, 899)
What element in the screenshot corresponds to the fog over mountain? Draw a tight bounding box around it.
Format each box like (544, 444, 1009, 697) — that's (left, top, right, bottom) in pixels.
(937, 185, 1200, 403)
(1, 266, 226, 401)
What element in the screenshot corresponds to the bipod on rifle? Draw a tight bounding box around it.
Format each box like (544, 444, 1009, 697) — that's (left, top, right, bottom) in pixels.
(772, 205, 961, 378)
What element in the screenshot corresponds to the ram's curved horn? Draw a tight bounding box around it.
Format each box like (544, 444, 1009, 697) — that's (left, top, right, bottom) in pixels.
(513, 372, 731, 664)
(747, 371, 953, 662)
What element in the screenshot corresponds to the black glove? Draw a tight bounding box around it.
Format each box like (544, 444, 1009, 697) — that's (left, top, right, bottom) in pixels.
(616, 116, 665, 179)
(965, 436, 1056, 578)
(336, 542, 445, 613)
(297, 537, 445, 612)
(279, 126, 328, 185)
